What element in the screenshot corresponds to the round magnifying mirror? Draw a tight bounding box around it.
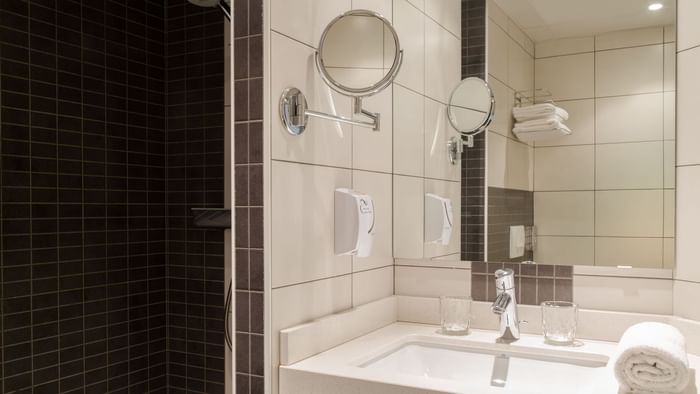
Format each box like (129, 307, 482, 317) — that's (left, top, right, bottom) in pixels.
(316, 10, 403, 97)
(447, 77, 495, 135)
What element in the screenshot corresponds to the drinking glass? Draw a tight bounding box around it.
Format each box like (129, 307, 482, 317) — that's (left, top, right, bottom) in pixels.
(440, 296, 472, 335)
(541, 301, 578, 345)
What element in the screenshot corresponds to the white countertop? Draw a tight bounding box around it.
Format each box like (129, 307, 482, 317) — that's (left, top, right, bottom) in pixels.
(280, 322, 699, 394)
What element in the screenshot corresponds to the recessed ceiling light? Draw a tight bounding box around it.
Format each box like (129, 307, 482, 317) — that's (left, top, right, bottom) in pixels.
(648, 3, 664, 11)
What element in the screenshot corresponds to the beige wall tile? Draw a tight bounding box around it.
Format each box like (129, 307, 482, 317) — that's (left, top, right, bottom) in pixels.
(406, 0, 424, 11)
(425, 0, 461, 38)
(271, 32, 353, 167)
(488, 77, 515, 138)
(665, 141, 676, 188)
(665, 43, 677, 92)
(676, 165, 700, 282)
(664, 238, 676, 269)
(595, 237, 663, 268)
(535, 37, 594, 58)
(664, 25, 676, 43)
(425, 18, 462, 104)
(678, 0, 700, 51)
(595, 93, 664, 143)
(352, 0, 392, 19)
(352, 171, 393, 272)
(271, 0, 350, 48)
(393, 84, 424, 176)
(534, 236, 594, 266)
(664, 189, 675, 237)
(487, 0, 508, 30)
(535, 53, 594, 101)
(395, 266, 470, 297)
(508, 38, 534, 93)
(505, 138, 533, 191)
(353, 85, 393, 173)
(664, 91, 676, 141)
(423, 179, 461, 258)
(595, 45, 664, 97)
(393, 175, 424, 259)
(574, 275, 672, 314)
(595, 27, 663, 51)
(488, 20, 509, 84)
(534, 99, 595, 147)
(534, 191, 594, 236)
(352, 266, 394, 306)
(424, 98, 461, 181)
(595, 142, 663, 190)
(534, 145, 594, 191)
(677, 48, 700, 166)
(271, 161, 352, 288)
(394, 0, 425, 93)
(595, 190, 664, 237)
(487, 131, 507, 188)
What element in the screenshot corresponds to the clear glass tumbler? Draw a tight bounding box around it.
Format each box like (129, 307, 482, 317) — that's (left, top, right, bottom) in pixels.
(541, 301, 578, 345)
(440, 296, 472, 335)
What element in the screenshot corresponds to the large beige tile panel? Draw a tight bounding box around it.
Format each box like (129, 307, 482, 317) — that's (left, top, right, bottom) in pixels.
(574, 275, 672, 314)
(393, 84, 424, 176)
(352, 171, 393, 272)
(665, 141, 676, 188)
(394, 175, 424, 259)
(394, 0, 425, 93)
(395, 266, 470, 297)
(271, 33, 353, 167)
(595, 142, 663, 190)
(664, 238, 675, 269)
(664, 189, 675, 237)
(674, 281, 700, 321)
(507, 20, 534, 57)
(424, 0, 461, 38)
(508, 38, 534, 93)
(407, 0, 424, 11)
(424, 98, 460, 181)
(271, 161, 352, 288)
(678, 0, 700, 51)
(595, 45, 664, 97)
(423, 179, 461, 258)
(595, 190, 664, 237)
(664, 91, 676, 141)
(534, 191, 594, 236)
(488, 20, 509, 84)
(505, 139, 533, 191)
(595, 93, 664, 143)
(487, 0, 508, 31)
(535, 99, 595, 147)
(534, 145, 594, 191)
(425, 18, 461, 104)
(665, 43, 676, 92)
(353, 86, 393, 173)
(595, 27, 663, 51)
(665, 25, 676, 44)
(535, 37, 593, 58)
(271, 275, 352, 394)
(676, 165, 700, 282)
(535, 53, 594, 101)
(677, 48, 700, 166)
(352, 266, 394, 306)
(488, 131, 506, 188)
(534, 236, 594, 266)
(595, 237, 663, 268)
(271, 0, 350, 48)
(488, 77, 515, 138)
(352, 0, 392, 20)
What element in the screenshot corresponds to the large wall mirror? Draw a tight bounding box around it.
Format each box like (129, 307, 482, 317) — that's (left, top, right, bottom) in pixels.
(394, 0, 677, 271)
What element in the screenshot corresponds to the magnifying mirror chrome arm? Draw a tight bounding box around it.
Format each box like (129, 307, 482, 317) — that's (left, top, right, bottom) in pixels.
(280, 87, 379, 135)
(447, 128, 486, 165)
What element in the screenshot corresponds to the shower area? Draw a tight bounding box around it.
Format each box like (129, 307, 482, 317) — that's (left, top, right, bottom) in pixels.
(0, 0, 262, 392)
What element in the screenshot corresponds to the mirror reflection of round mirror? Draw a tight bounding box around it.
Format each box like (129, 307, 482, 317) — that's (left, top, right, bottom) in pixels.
(316, 10, 402, 97)
(447, 77, 495, 135)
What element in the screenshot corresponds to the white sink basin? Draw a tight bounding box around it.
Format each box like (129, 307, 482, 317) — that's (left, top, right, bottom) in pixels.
(359, 338, 609, 393)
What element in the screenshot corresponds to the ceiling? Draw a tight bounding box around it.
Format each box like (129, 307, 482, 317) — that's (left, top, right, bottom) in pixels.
(494, 0, 676, 42)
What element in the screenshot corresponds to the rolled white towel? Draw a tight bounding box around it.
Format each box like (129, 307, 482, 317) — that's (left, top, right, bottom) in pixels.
(612, 322, 690, 394)
(512, 103, 569, 121)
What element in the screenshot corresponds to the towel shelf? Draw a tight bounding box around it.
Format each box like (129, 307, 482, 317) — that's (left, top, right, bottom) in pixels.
(514, 89, 553, 108)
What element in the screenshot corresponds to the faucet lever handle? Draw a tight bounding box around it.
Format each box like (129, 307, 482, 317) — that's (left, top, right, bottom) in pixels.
(491, 292, 510, 314)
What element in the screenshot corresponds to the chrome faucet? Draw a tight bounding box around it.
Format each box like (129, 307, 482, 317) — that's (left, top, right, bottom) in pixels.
(491, 268, 521, 342)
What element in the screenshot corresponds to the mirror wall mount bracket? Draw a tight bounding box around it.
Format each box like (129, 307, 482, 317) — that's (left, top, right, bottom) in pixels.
(280, 87, 379, 135)
(448, 134, 481, 164)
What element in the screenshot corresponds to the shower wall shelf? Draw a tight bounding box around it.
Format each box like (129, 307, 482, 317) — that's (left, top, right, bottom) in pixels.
(191, 208, 231, 229)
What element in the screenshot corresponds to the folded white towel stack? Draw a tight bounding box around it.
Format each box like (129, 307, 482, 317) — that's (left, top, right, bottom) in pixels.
(612, 322, 690, 394)
(511, 103, 571, 142)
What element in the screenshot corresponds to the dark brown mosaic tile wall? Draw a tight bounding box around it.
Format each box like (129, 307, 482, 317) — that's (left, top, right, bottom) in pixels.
(232, 0, 264, 392)
(460, 0, 487, 261)
(0, 1, 167, 392)
(488, 187, 534, 262)
(164, 2, 227, 393)
(471, 262, 573, 305)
